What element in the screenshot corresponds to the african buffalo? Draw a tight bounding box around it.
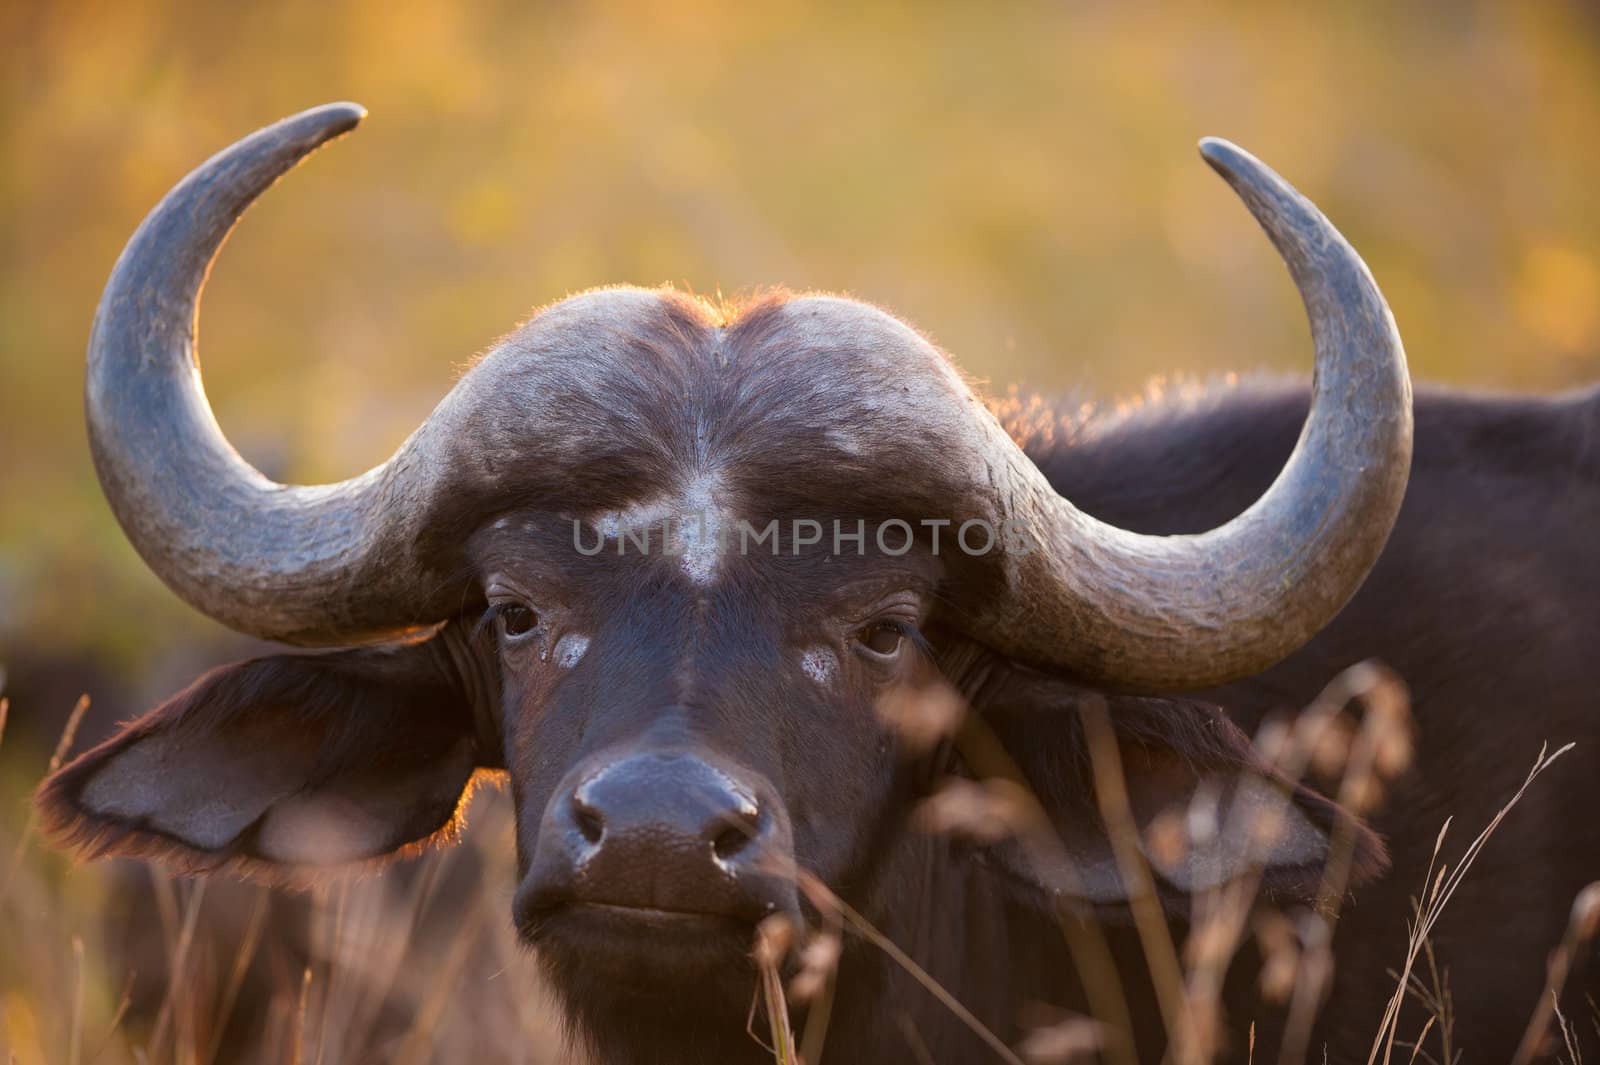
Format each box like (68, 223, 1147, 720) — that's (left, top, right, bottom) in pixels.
(38, 104, 1599, 1063)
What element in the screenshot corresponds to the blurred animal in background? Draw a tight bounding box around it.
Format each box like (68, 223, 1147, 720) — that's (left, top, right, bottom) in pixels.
(33, 105, 1600, 1064)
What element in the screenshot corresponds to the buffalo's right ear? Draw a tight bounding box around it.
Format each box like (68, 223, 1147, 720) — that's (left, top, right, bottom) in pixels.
(36, 627, 498, 884)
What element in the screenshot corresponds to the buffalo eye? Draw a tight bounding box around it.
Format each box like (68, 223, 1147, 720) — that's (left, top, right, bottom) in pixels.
(497, 604, 540, 640)
(854, 621, 906, 659)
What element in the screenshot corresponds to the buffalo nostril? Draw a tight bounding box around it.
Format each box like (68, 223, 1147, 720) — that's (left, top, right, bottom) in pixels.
(709, 797, 762, 862)
(572, 795, 605, 845)
(712, 822, 754, 861)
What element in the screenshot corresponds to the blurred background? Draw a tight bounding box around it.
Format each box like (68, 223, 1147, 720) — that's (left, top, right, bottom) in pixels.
(1, 1, 1599, 1060)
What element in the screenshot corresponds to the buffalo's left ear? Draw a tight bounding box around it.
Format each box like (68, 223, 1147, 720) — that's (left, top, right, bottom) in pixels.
(36, 628, 496, 883)
(985, 695, 1388, 912)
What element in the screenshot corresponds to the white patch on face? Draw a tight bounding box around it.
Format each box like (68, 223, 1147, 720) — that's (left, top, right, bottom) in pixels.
(800, 646, 839, 685)
(676, 473, 724, 585)
(555, 633, 590, 669)
(595, 511, 623, 540)
(588, 472, 731, 586)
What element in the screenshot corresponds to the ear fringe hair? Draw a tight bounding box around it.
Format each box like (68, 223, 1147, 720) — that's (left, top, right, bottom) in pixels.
(36, 758, 501, 891)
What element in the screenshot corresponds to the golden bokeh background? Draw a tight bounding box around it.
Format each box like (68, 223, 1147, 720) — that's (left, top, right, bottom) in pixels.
(2, 0, 1599, 673)
(3, 5, 1600, 1061)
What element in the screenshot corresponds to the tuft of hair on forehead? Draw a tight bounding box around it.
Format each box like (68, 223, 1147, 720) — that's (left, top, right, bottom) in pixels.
(416, 284, 1000, 568)
(458, 284, 976, 467)
(491, 284, 960, 378)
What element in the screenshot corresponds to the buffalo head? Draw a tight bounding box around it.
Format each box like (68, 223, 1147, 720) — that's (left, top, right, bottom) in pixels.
(39, 104, 1410, 1056)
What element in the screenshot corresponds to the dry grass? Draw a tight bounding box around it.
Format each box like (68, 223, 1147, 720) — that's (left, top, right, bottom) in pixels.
(0, 693, 573, 1065)
(2, 664, 1596, 1064)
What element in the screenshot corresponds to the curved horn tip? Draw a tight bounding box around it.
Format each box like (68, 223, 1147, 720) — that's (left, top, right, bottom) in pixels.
(303, 101, 368, 136)
(1195, 136, 1326, 255)
(1196, 136, 1266, 182)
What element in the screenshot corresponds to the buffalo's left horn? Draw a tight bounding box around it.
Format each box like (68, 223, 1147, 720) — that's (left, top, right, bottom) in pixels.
(966, 139, 1412, 691)
(86, 103, 459, 644)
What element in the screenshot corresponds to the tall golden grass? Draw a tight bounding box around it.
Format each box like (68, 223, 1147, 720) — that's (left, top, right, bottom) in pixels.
(2, 665, 1595, 1064)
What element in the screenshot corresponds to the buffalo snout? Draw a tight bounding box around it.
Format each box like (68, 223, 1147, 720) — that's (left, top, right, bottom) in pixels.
(517, 750, 798, 932)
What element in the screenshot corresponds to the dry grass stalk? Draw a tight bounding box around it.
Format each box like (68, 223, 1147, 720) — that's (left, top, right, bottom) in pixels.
(750, 915, 800, 1063)
(792, 869, 1028, 1065)
(0, 693, 87, 907)
(944, 711, 1140, 1065)
(199, 888, 270, 1065)
(1387, 930, 1460, 1065)
(83, 974, 136, 1065)
(752, 874, 844, 1062)
(1509, 881, 1600, 1065)
(70, 934, 87, 1065)
(795, 928, 841, 1065)
(1403, 1015, 1436, 1065)
(1077, 696, 1202, 1065)
(1553, 993, 1582, 1065)
(874, 680, 966, 753)
(789, 927, 843, 1005)
(1016, 1016, 1102, 1064)
(1153, 663, 1414, 1065)
(1313, 665, 1412, 923)
(1274, 913, 1332, 1065)
(894, 1011, 937, 1065)
(1368, 741, 1576, 1065)
(389, 903, 489, 1065)
(292, 967, 312, 1065)
(145, 880, 209, 1062)
(915, 778, 1038, 844)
